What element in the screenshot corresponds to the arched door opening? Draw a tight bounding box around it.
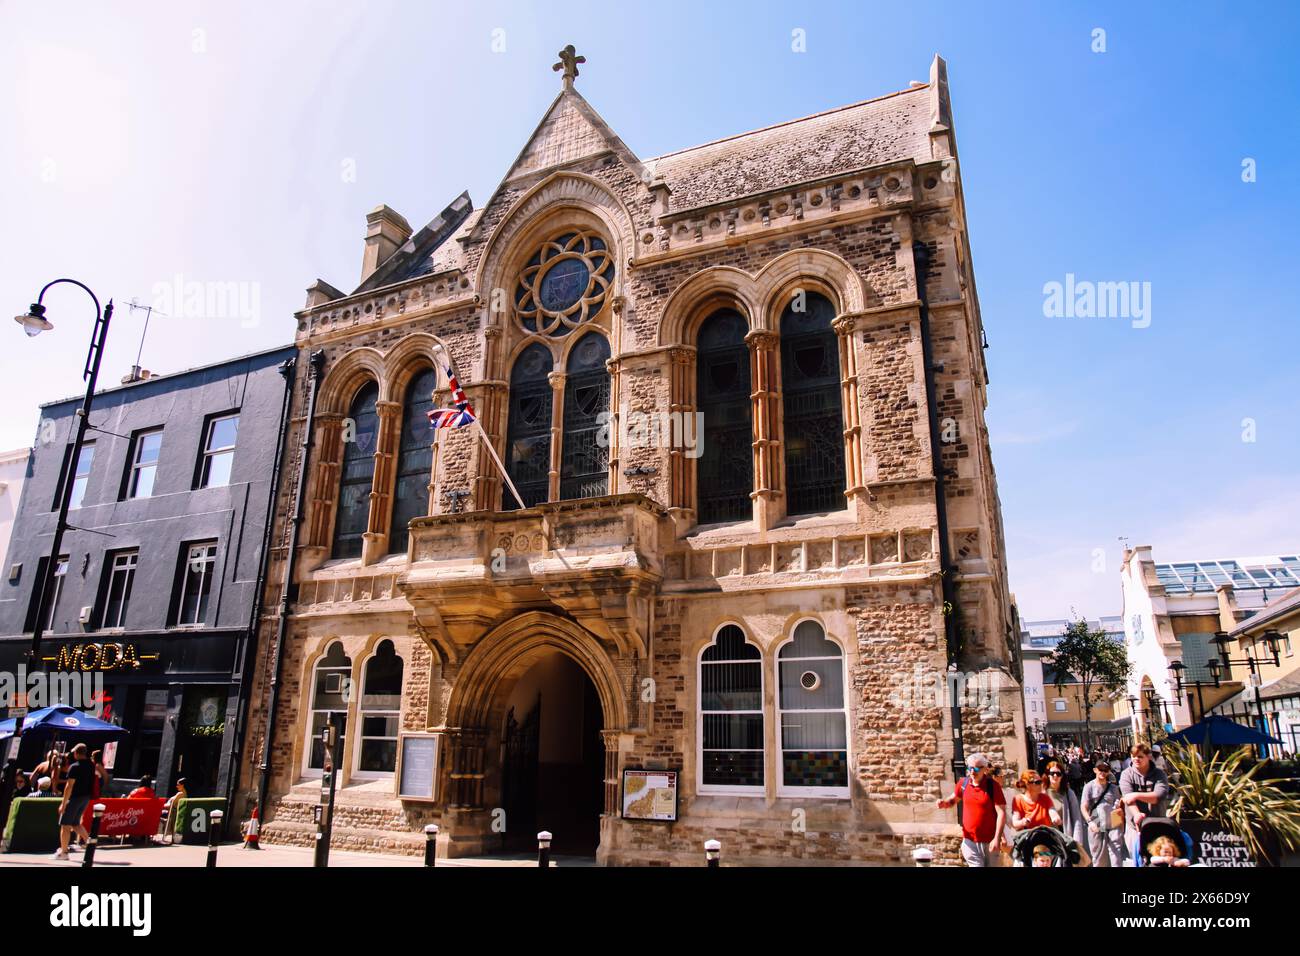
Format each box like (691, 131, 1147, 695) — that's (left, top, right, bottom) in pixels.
(498, 650, 605, 856)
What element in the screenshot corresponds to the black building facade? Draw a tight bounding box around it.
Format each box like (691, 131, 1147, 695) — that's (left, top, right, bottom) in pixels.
(0, 346, 295, 802)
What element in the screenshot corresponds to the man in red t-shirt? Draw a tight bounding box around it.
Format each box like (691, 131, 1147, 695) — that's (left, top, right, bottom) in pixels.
(937, 752, 1007, 866)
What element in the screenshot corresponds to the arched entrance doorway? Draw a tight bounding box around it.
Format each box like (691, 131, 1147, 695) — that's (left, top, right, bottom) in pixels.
(498, 651, 604, 855)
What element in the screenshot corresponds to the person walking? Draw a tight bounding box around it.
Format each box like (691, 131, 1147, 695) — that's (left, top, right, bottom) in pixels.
(1043, 761, 1087, 850)
(52, 743, 94, 861)
(937, 752, 1007, 866)
(1081, 760, 1125, 867)
(1119, 743, 1169, 859)
(1010, 770, 1060, 831)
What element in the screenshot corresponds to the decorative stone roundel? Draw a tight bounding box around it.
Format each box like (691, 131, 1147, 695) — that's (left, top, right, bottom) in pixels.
(514, 230, 614, 336)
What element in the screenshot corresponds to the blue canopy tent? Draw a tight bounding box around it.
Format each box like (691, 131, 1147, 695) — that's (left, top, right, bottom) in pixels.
(0, 705, 129, 742)
(1165, 714, 1282, 747)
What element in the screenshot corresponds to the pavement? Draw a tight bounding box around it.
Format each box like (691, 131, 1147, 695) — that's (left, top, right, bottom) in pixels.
(0, 840, 596, 867)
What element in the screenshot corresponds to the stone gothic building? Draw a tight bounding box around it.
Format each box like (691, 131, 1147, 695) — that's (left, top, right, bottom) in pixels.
(239, 51, 1025, 865)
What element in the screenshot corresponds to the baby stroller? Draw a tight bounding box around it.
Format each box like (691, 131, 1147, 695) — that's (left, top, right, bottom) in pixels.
(1011, 826, 1084, 868)
(1132, 817, 1194, 867)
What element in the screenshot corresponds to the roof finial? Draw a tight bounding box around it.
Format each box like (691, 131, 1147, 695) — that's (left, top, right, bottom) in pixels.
(552, 44, 585, 91)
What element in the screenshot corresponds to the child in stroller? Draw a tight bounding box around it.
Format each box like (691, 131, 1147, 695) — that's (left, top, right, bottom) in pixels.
(1011, 825, 1084, 867)
(1132, 817, 1193, 867)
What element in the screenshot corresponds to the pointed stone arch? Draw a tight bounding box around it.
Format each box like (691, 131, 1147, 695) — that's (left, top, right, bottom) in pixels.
(445, 611, 628, 732)
(754, 248, 864, 321)
(318, 346, 385, 414)
(473, 171, 637, 317)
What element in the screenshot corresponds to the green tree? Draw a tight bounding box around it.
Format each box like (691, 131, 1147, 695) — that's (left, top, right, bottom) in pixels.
(1048, 618, 1131, 750)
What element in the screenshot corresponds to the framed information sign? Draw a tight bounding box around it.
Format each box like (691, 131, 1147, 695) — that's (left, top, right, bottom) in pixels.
(621, 768, 679, 822)
(396, 733, 440, 802)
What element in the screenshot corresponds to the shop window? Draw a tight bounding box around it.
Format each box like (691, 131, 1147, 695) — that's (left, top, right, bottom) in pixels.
(695, 308, 753, 524)
(389, 369, 436, 554)
(699, 624, 764, 792)
(779, 292, 845, 516)
(333, 384, 378, 557)
(777, 620, 848, 795)
(308, 642, 352, 772)
(355, 640, 403, 776)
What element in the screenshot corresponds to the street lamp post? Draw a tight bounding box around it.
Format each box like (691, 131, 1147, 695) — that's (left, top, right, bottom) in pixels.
(1212, 630, 1282, 756)
(0, 280, 113, 832)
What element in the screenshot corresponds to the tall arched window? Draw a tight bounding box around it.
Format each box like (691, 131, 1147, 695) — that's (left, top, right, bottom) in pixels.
(777, 620, 848, 795)
(333, 383, 379, 558)
(780, 292, 845, 516)
(308, 642, 352, 772)
(699, 624, 764, 792)
(560, 332, 611, 500)
(505, 344, 554, 510)
(355, 640, 404, 776)
(695, 308, 753, 524)
(389, 368, 436, 554)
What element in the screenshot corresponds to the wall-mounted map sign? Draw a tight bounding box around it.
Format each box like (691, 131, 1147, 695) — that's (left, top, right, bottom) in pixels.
(41, 643, 160, 672)
(622, 768, 678, 822)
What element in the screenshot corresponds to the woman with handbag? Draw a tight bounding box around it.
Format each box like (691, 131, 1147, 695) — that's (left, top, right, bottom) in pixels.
(1080, 759, 1126, 867)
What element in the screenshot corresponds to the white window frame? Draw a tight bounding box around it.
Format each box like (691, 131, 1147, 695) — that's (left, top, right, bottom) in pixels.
(1053, 698, 1068, 713)
(177, 542, 217, 627)
(350, 642, 404, 780)
(199, 414, 239, 489)
(44, 555, 69, 632)
(68, 442, 95, 510)
(128, 429, 163, 499)
(303, 643, 353, 779)
(101, 550, 138, 630)
(696, 622, 765, 797)
(774, 617, 851, 799)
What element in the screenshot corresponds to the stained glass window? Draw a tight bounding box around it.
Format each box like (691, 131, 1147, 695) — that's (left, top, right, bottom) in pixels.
(696, 309, 753, 524)
(700, 625, 764, 790)
(505, 345, 554, 510)
(778, 620, 848, 793)
(560, 333, 611, 501)
(333, 383, 379, 558)
(780, 292, 846, 516)
(389, 368, 436, 554)
(514, 231, 614, 336)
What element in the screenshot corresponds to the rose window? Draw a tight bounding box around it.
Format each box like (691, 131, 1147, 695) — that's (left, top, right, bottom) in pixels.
(514, 230, 614, 336)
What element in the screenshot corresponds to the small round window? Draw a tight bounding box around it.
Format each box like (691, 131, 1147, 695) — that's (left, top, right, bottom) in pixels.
(514, 230, 614, 336)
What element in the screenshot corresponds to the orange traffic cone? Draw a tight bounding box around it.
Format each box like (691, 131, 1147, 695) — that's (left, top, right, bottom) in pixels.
(242, 806, 261, 849)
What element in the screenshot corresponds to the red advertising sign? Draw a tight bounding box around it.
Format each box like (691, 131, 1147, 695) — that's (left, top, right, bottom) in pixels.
(79, 798, 165, 837)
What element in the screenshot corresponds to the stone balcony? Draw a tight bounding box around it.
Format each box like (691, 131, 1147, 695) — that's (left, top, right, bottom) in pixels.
(400, 493, 667, 658)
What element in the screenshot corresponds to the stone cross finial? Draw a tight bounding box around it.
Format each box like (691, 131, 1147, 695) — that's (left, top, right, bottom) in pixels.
(552, 44, 585, 90)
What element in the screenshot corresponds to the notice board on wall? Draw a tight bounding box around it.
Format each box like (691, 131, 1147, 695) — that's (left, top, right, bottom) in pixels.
(396, 733, 439, 802)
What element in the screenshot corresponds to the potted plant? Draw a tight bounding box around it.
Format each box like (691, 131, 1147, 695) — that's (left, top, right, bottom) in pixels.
(1164, 742, 1300, 865)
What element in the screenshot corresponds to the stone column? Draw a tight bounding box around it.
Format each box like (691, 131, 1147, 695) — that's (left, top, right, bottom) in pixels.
(666, 346, 695, 529)
(546, 370, 566, 503)
(833, 315, 865, 502)
(361, 400, 402, 564)
(305, 413, 344, 552)
(746, 330, 782, 531)
(604, 356, 622, 496)
(600, 729, 623, 816)
(467, 382, 506, 512)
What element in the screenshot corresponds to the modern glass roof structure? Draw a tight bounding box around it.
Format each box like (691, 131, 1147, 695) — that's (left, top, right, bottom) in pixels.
(1154, 556, 1300, 594)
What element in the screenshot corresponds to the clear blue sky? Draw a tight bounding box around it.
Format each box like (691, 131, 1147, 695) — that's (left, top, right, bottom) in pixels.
(3, 1, 1297, 620)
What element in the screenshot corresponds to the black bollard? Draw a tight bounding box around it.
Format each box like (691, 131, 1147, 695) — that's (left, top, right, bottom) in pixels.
(82, 804, 106, 868)
(705, 838, 720, 868)
(424, 824, 439, 867)
(206, 809, 224, 868)
(537, 830, 552, 868)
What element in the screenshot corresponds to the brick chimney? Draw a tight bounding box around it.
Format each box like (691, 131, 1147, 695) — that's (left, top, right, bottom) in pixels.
(361, 204, 412, 282)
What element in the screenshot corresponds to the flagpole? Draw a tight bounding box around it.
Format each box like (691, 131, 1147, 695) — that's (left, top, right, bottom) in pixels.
(432, 342, 529, 512)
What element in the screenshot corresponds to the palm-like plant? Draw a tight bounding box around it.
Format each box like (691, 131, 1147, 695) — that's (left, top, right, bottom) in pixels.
(1164, 743, 1300, 863)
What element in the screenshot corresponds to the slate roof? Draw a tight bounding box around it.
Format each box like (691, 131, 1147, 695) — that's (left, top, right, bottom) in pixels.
(644, 85, 934, 211)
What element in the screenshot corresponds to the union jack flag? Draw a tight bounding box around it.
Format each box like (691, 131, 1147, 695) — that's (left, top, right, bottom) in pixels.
(427, 364, 477, 429)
